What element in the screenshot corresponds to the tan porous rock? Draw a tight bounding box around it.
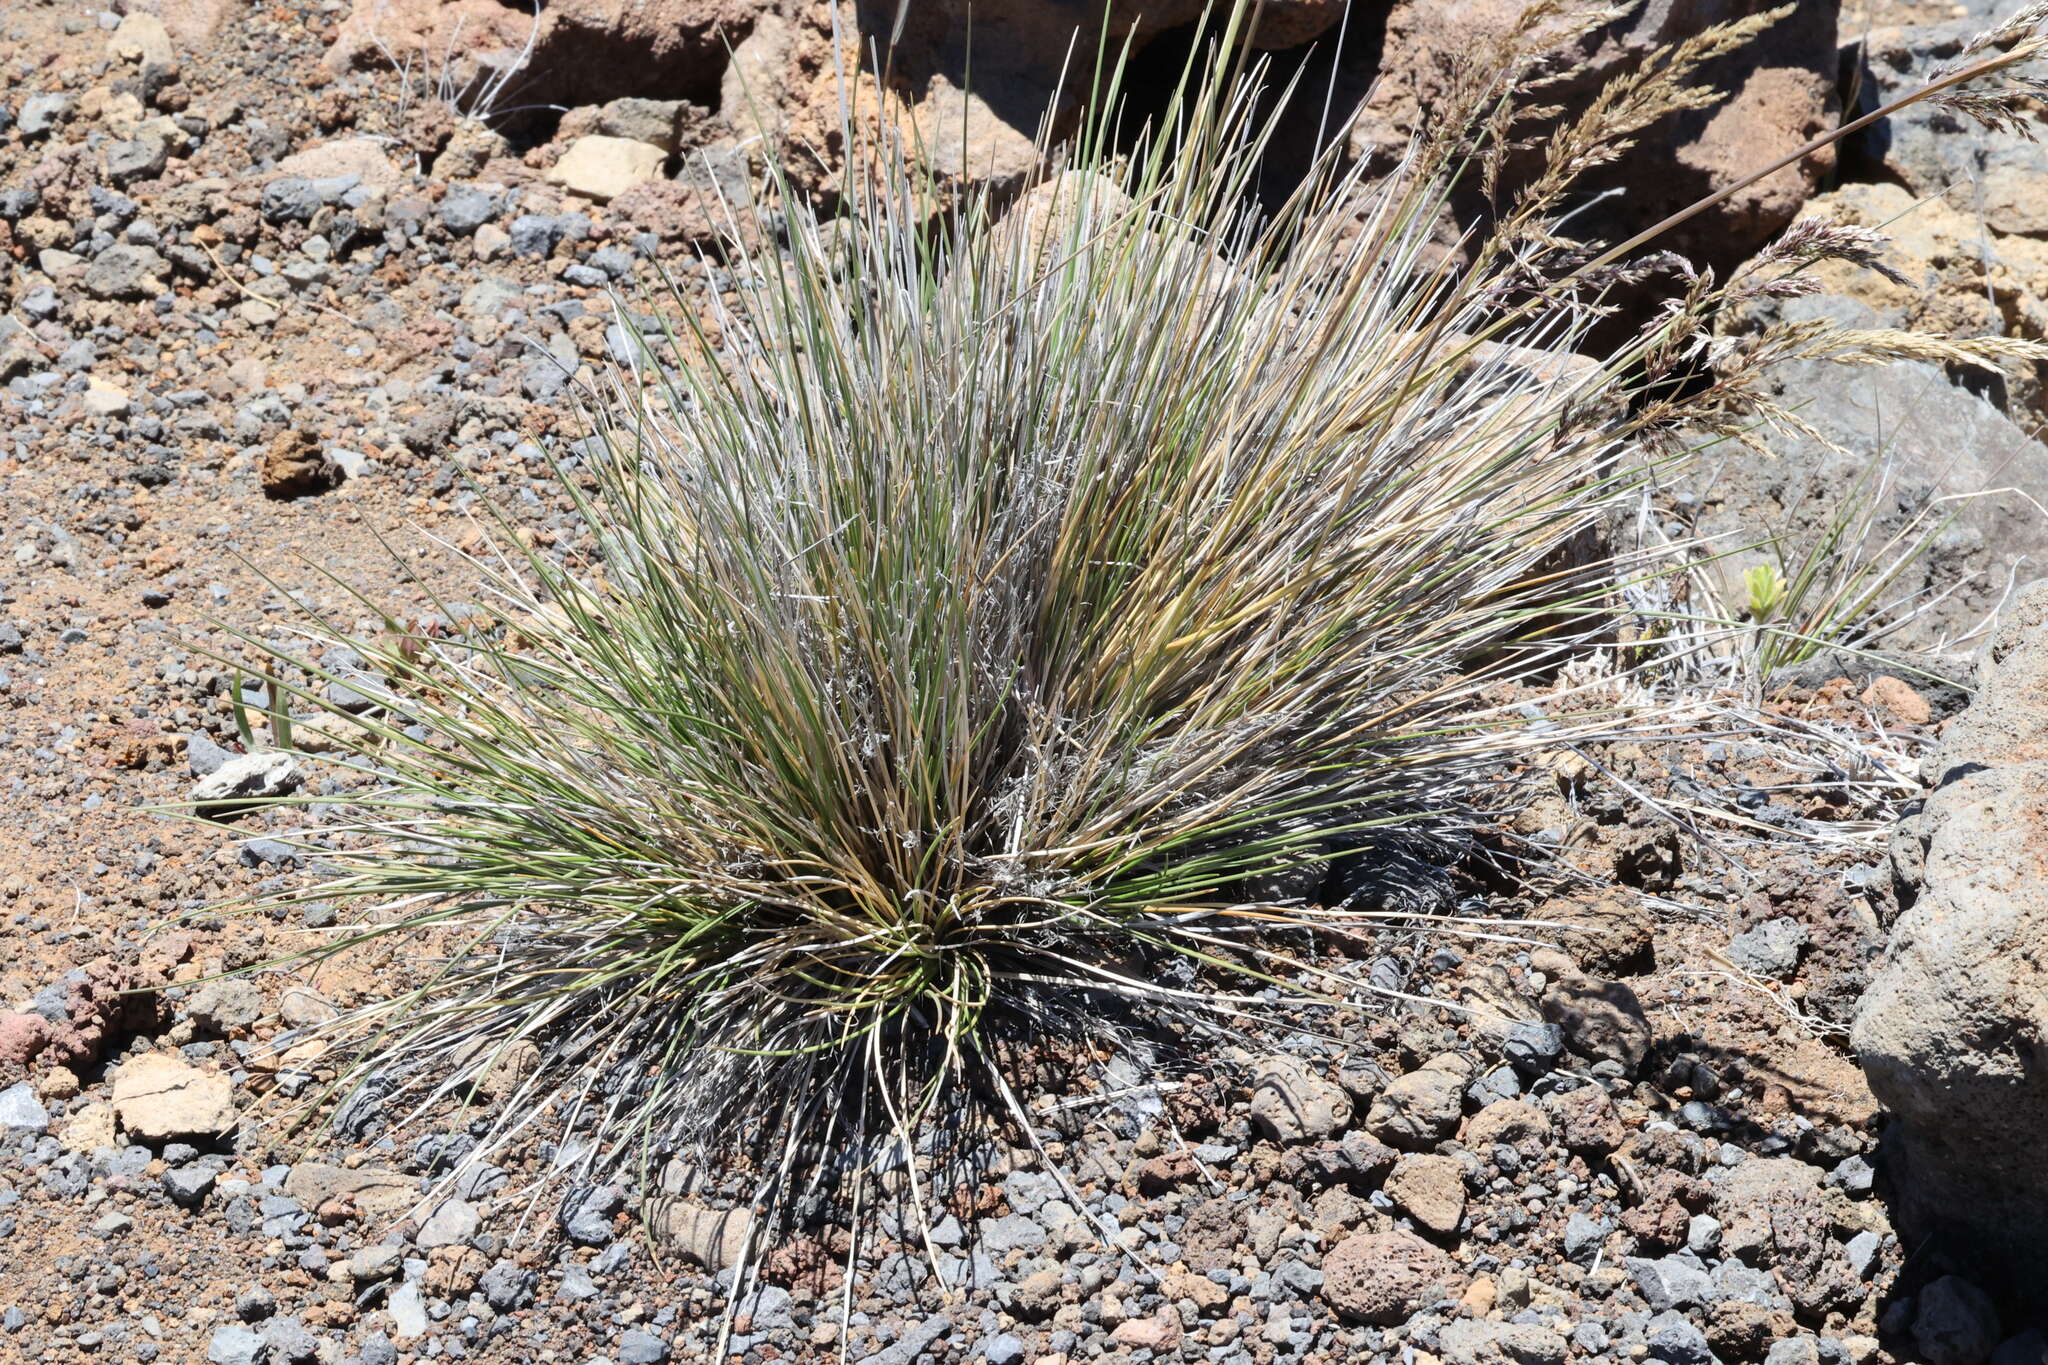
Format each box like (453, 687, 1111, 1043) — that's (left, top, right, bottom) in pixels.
(1321, 1229, 1461, 1324)
(111, 1053, 235, 1141)
(547, 135, 668, 203)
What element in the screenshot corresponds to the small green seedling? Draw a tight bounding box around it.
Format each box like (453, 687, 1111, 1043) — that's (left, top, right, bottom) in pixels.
(1744, 563, 1787, 622)
(229, 663, 293, 752)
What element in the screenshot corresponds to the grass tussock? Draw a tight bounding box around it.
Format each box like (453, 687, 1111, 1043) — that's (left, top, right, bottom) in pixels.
(217, 0, 2048, 1285)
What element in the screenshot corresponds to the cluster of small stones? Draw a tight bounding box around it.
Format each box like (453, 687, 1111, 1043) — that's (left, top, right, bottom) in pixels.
(0, 928, 1941, 1365)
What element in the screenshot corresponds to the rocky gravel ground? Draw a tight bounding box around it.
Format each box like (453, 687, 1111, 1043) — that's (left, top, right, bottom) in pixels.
(2, 0, 2047, 1362)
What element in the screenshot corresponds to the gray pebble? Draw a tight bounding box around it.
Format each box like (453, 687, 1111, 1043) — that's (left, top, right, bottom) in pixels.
(106, 135, 170, 185)
(207, 1324, 267, 1365)
(857, 1312, 948, 1365)
(735, 1285, 793, 1332)
(415, 1198, 480, 1249)
(1647, 1314, 1713, 1365)
(1766, 1339, 1822, 1365)
(18, 94, 74, 138)
(1467, 1064, 1521, 1107)
(81, 243, 170, 300)
(587, 246, 635, 279)
(439, 184, 499, 235)
(508, 214, 562, 257)
(260, 1317, 317, 1365)
(978, 1214, 1047, 1255)
(1502, 1021, 1564, 1077)
(1711, 1259, 1785, 1309)
(1844, 1229, 1882, 1280)
(479, 1261, 537, 1311)
(92, 1210, 135, 1237)
(262, 178, 321, 224)
(1629, 1255, 1713, 1311)
(1564, 1211, 1607, 1264)
(560, 1184, 624, 1246)
(0, 1083, 50, 1135)
(558, 1264, 598, 1302)
(238, 837, 298, 867)
(616, 1329, 670, 1364)
(164, 1164, 217, 1207)
(1726, 917, 1806, 979)
(42, 1153, 91, 1198)
(1827, 1154, 1874, 1195)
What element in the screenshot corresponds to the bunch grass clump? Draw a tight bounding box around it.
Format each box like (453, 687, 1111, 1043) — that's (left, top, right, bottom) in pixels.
(218, 0, 2048, 1290)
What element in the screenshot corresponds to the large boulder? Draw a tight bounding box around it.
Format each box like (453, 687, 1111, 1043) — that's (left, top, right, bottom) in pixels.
(324, 0, 758, 113)
(1855, 582, 2048, 1294)
(1773, 181, 2048, 424)
(877, 0, 1347, 64)
(737, 4, 1080, 204)
(325, 0, 1335, 200)
(1349, 0, 1841, 270)
(1684, 295, 2048, 652)
(1843, 18, 2048, 236)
